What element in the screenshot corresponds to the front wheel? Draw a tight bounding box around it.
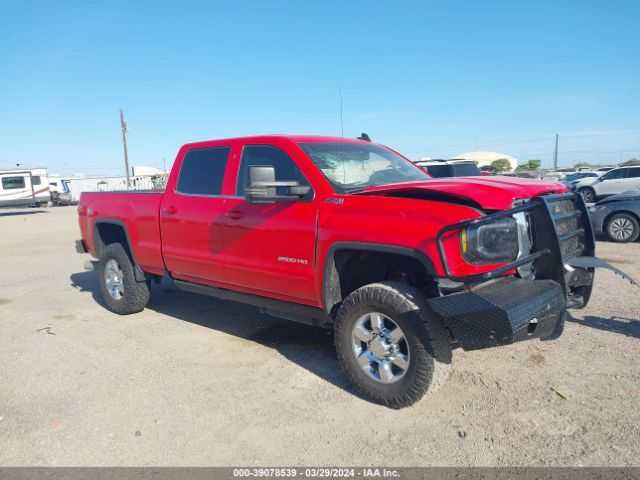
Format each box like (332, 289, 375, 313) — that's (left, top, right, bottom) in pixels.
(98, 243, 151, 314)
(606, 213, 640, 243)
(578, 187, 595, 203)
(334, 281, 452, 408)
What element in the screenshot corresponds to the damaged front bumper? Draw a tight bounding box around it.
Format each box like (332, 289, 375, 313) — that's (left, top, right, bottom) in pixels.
(431, 192, 637, 350)
(429, 277, 566, 350)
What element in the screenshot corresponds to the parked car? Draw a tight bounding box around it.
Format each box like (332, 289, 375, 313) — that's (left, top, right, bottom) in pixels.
(589, 190, 640, 242)
(574, 166, 640, 203)
(562, 171, 600, 187)
(413, 159, 482, 177)
(76, 134, 630, 408)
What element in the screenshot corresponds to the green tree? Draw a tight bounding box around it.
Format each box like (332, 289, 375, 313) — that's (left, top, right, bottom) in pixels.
(515, 159, 541, 171)
(621, 158, 640, 166)
(575, 161, 591, 169)
(480, 165, 496, 173)
(491, 158, 512, 173)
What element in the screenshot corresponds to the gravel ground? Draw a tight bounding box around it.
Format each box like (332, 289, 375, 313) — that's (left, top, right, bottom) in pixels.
(0, 206, 639, 466)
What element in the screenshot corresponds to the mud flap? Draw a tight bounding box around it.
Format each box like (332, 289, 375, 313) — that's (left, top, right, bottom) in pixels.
(566, 256, 638, 287)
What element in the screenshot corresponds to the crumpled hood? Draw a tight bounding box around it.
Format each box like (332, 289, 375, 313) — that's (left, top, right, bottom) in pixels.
(355, 176, 568, 210)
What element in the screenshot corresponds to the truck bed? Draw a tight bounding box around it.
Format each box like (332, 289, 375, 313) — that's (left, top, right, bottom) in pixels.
(78, 191, 165, 275)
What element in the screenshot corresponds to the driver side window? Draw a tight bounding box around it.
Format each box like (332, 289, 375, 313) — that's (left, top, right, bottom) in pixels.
(236, 145, 310, 197)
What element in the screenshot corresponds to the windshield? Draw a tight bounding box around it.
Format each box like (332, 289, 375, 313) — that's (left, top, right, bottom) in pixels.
(298, 142, 429, 193)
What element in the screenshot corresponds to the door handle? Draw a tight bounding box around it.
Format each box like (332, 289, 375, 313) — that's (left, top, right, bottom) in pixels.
(162, 205, 178, 216)
(225, 210, 245, 220)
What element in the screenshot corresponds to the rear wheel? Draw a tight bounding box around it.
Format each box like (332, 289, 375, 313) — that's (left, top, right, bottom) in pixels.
(98, 243, 151, 314)
(605, 213, 640, 243)
(334, 281, 451, 408)
(579, 187, 595, 203)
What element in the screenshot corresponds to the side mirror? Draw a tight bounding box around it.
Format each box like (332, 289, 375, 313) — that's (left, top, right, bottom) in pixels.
(245, 165, 311, 204)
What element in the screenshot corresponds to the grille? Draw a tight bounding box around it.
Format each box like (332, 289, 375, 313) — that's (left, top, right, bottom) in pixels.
(545, 195, 587, 260)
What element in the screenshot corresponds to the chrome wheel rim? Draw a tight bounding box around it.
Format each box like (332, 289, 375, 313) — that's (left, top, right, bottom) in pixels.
(351, 312, 410, 384)
(104, 259, 124, 300)
(609, 217, 635, 241)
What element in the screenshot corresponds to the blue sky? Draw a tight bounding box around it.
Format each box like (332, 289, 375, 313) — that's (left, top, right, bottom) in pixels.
(1, 0, 639, 175)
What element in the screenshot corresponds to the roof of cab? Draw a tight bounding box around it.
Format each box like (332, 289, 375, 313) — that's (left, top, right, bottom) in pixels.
(182, 134, 371, 150)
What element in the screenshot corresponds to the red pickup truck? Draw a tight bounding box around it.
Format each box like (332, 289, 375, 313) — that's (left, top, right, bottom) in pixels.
(77, 134, 621, 408)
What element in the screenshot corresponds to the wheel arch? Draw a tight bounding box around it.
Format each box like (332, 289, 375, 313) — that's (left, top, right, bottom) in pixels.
(604, 209, 640, 226)
(321, 242, 438, 318)
(603, 209, 640, 241)
(94, 219, 147, 281)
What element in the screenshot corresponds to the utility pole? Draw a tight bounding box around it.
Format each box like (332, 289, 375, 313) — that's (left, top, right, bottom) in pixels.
(162, 158, 166, 174)
(553, 133, 558, 170)
(120, 108, 130, 189)
(339, 88, 344, 138)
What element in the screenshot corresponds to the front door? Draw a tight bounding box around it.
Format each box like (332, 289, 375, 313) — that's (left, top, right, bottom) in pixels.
(222, 144, 319, 302)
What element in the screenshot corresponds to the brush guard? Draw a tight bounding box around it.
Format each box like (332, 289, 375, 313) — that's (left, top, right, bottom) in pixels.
(430, 193, 637, 350)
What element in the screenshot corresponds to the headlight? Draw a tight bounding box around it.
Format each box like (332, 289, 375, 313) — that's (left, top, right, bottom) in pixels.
(461, 217, 519, 264)
(589, 204, 608, 214)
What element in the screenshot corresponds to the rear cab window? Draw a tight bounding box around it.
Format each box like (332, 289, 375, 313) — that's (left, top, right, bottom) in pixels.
(452, 164, 481, 176)
(425, 165, 453, 178)
(176, 146, 232, 196)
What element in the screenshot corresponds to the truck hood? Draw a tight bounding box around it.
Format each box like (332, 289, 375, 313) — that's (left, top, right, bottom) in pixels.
(354, 176, 568, 210)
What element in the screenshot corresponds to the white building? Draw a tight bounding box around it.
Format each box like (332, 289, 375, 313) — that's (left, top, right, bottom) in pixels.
(453, 151, 518, 171)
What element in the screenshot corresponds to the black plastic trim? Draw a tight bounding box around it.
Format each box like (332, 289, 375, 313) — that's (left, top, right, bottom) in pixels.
(321, 241, 437, 315)
(75, 239, 87, 254)
(93, 219, 147, 282)
(174, 280, 330, 325)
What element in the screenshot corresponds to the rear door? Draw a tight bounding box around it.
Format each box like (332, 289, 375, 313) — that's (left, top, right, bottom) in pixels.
(160, 145, 233, 284)
(221, 143, 319, 302)
(596, 168, 629, 196)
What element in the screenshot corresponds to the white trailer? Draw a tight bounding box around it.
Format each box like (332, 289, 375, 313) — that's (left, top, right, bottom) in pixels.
(0, 167, 51, 208)
(48, 174, 164, 204)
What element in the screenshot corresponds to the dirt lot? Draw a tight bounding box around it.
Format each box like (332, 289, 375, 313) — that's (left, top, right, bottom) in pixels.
(0, 206, 639, 466)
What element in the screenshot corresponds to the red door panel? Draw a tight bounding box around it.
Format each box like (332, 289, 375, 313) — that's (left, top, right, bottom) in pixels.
(160, 194, 227, 283)
(222, 198, 318, 302)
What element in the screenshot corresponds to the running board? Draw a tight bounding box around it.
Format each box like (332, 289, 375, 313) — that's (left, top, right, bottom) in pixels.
(566, 256, 638, 286)
(173, 280, 331, 326)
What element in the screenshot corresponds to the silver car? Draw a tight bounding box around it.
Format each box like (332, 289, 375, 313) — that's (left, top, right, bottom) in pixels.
(589, 190, 640, 242)
(575, 166, 640, 203)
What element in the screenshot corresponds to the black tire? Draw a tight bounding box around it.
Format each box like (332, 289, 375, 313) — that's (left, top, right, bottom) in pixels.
(578, 187, 595, 203)
(605, 213, 640, 243)
(97, 243, 150, 314)
(334, 281, 452, 409)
